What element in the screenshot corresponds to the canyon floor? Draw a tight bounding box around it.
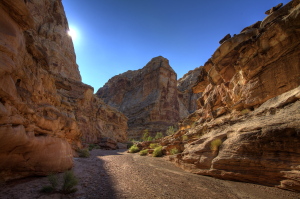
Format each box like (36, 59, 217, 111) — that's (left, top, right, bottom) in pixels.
(0, 149, 299, 199)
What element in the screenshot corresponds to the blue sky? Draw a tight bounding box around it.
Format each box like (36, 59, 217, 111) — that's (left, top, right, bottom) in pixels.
(62, 0, 290, 91)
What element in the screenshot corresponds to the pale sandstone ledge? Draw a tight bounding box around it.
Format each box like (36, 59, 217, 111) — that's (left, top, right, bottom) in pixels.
(0, 0, 127, 181)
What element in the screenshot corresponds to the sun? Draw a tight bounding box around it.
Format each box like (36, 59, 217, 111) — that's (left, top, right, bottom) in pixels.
(67, 27, 77, 40)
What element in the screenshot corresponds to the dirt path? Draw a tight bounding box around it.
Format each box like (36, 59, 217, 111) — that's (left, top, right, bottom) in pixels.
(0, 149, 299, 199)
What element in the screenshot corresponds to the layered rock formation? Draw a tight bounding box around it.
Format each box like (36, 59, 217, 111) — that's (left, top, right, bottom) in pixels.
(177, 67, 202, 117)
(162, 1, 300, 192)
(97, 56, 181, 139)
(0, 0, 127, 181)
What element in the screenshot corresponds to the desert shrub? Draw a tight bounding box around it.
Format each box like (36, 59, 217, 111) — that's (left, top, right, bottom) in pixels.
(142, 129, 154, 141)
(41, 185, 55, 193)
(166, 126, 177, 136)
(62, 170, 78, 194)
(153, 146, 163, 157)
(142, 129, 150, 141)
(149, 143, 160, 149)
(147, 136, 154, 141)
(154, 132, 163, 140)
(182, 135, 188, 141)
(128, 144, 140, 153)
(41, 171, 78, 194)
(41, 174, 58, 193)
(88, 144, 100, 151)
(77, 148, 90, 158)
(210, 139, 222, 151)
(127, 142, 134, 149)
(139, 149, 148, 156)
(170, 148, 179, 155)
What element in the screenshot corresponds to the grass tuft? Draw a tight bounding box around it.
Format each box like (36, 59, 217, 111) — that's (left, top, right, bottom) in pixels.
(149, 143, 160, 149)
(77, 148, 90, 158)
(210, 139, 222, 151)
(139, 149, 148, 156)
(153, 146, 163, 157)
(62, 170, 78, 194)
(128, 144, 140, 153)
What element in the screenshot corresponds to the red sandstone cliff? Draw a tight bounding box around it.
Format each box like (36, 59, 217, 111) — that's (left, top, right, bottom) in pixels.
(160, 0, 300, 192)
(0, 0, 127, 181)
(97, 56, 181, 139)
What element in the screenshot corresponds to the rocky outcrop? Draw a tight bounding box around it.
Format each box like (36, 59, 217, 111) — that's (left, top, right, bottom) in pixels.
(177, 67, 202, 118)
(0, 0, 127, 181)
(163, 1, 300, 192)
(97, 56, 180, 139)
(167, 86, 300, 190)
(192, 0, 300, 121)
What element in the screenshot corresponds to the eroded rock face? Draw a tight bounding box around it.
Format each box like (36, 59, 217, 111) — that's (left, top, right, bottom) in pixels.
(164, 1, 300, 192)
(177, 67, 202, 118)
(97, 56, 180, 139)
(192, 0, 300, 121)
(0, 0, 127, 181)
(167, 87, 300, 190)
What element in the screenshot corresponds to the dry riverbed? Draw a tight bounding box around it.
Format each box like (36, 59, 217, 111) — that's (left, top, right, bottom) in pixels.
(0, 149, 299, 199)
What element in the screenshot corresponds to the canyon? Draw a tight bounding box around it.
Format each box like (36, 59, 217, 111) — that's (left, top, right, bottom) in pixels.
(0, 0, 299, 196)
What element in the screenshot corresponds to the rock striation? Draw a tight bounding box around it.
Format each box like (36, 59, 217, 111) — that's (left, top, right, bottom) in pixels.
(177, 67, 202, 117)
(97, 56, 181, 139)
(0, 0, 127, 181)
(162, 1, 300, 192)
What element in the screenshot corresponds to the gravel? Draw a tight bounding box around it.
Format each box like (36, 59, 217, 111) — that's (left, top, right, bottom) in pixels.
(0, 149, 299, 199)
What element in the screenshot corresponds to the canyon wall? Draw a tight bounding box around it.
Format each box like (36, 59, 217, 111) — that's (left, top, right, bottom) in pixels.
(97, 56, 182, 139)
(0, 0, 127, 181)
(162, 0, 300, 192)
(177, 67, 202, 117)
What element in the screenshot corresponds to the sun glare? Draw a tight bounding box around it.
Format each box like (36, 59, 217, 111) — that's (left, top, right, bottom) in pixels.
(67, 27, 77, 40)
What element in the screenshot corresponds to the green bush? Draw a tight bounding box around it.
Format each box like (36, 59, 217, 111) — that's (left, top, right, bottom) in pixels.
(139, 149, 148, 156)
(147, 136, 154, 141)
(166, 126, 177, 136)
(142, 129, 150, 141)
(62, 170, 78, 194)
(149, 143, 160, 149)
(210, 139, 222, 151)
(41, 173, 58, 193)
(77, 148, 90, 158)
(142, 129, 154, 141)
(41, 171, 78, 194)
(153, 146, 163, 157)
(170, 148, 179, 155)
(154, 132, 163, 140)
(128, 144, 140, 153)
(88, 144, 100, 151)
(127, 142, 134, 149)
